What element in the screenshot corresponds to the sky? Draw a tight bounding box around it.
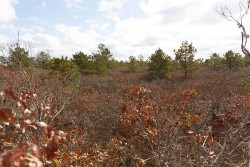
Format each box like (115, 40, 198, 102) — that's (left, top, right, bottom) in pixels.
(0, 0, 249, 60)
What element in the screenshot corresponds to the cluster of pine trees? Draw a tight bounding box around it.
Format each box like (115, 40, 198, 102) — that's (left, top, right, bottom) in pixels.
(0, 40, 249, 80)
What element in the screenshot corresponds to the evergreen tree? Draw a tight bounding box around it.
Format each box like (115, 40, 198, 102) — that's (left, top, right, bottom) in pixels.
(8, 43, 34, 69)
(72, 51, 94, 74)
(93, 43, 113, 75)
(148, 48, 172, 79)
(223, 50, 235, 71)
(36, 51, 51, 69)
(223, 50, 243, 71)
(174, 41, 197, 77)
(50, 56, 79, 77)
(210, 53, 221, 70)
(128, 56, 138, 72)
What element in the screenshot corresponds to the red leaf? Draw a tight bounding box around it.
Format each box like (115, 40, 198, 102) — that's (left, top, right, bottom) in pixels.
(46, 127, 53, 138)
(0, 110, 8, 121)
(199, 137, 204, 143)
(46, 138, 58, 160)
(130, 85, 140, 93)
(119, 101, 127, 112)
(0, 109, 13, 122)
(209, 139, 216, 145)
(63, 154, 70, 164)
(4, 90, 17, 100)
(0, 148, 24, 167)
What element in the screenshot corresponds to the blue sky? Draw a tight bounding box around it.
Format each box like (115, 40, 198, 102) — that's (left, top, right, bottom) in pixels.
(0, 0, 249, 60)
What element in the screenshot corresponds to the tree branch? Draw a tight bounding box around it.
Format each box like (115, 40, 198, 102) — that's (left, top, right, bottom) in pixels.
(216, 1, 250, 56)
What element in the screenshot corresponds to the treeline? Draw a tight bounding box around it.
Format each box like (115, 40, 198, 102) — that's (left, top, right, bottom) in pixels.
(0, 40, 249, 79)
(0, 43, 117, 76)
(130, 41, 250, 79)
(204, 50, 250, 70)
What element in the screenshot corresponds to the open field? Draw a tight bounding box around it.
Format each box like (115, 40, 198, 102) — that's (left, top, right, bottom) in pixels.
(1, 65, 250, 166)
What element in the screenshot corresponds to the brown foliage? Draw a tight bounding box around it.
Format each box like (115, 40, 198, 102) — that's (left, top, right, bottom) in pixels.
(1, 66, 250, 166)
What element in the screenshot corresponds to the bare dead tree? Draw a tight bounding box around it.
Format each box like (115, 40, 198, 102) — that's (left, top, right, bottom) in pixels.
(217, 1, 250, 56)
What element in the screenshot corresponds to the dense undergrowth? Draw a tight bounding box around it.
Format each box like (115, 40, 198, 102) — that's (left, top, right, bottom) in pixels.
(1, 65, 250, 166)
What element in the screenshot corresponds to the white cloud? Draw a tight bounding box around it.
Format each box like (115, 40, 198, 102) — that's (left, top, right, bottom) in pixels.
(85, 19, 95, 24)
(64, 0, 84, 9)
(27, 17, 39, 21)
(41, 1, 46, 8)
(22, 33, 61, 51)
(91, 23, 110, 32)
(8, 0, 248, 60)
(0, 35, 10, 43)
(33, 26, 44, 32)
(73, 15, 78, 20)
(54, 23, 103, 54)
(16, 26, 45, 34)
(100, 0, 250, 59)
(0, 0, 18, 22)
(0, 23, 15, 30)
(98, 0, 125, 11)
(49, 0, 250, 60)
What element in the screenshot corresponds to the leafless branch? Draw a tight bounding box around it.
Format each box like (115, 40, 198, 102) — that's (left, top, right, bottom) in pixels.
(216, 1, 250, 56)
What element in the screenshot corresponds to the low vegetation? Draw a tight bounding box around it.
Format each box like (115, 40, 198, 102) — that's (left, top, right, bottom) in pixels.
(0, 1, 250, 166)
(1, 41, 250, 166)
